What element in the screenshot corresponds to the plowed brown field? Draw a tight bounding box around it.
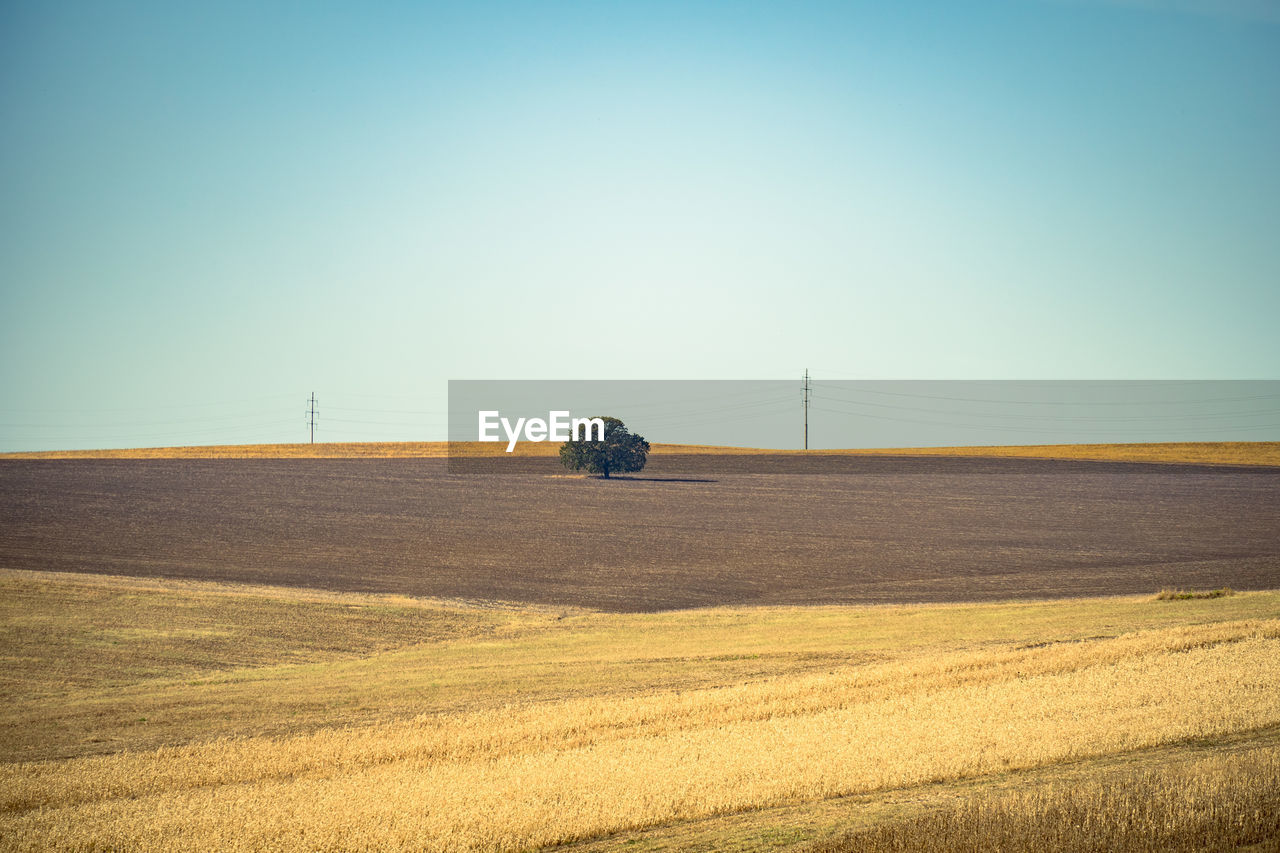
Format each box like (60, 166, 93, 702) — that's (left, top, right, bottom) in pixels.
(1, 457, 1276, 611)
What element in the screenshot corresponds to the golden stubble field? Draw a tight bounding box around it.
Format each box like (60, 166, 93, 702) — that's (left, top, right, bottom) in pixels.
(1, 569, 1278, 851)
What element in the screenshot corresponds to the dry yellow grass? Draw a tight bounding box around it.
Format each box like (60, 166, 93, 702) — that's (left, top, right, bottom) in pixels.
(7, 569, 1278, 763)
(859, 440, 1280, 467)
(0, 441, 453, 459)
(0, 570, 518, 692)
(1, 571, 1278, 851)
(4, 622, 1277, 849)
(563, 730, 1280, 851)
(3, 440, 1278, 465)
(650, 440, 1280, 467)
(813, 745, 1280, 852)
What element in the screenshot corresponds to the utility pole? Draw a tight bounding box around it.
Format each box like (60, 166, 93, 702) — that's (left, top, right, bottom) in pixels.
(306, 392, 318, 444)
(802, 369, 811, 450)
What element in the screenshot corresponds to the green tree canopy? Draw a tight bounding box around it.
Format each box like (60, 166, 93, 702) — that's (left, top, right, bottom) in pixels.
(558, 416, 649, 479)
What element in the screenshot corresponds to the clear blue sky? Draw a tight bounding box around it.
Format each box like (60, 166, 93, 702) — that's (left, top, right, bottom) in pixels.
(2, 1, 1277, 449)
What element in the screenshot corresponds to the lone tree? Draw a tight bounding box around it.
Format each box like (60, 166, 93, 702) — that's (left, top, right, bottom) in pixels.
(559, 416, 649, 478)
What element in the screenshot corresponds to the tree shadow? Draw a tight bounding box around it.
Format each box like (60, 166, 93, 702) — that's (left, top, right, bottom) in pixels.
(600, 475, 718, 483)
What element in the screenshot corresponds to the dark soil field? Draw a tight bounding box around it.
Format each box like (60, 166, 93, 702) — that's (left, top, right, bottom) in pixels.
(1, 457, 1277, 611)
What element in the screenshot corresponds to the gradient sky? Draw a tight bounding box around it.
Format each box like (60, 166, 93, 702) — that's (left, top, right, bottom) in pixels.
(2, 0, 1278, 449)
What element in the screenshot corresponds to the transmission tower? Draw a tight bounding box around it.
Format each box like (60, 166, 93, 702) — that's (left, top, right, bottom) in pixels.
(802, 369, 811, 450)
(306, 392, 318, 444)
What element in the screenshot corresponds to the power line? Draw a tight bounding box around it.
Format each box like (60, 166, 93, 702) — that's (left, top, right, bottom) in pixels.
(808, 402, 1280, 436)
(0, 393, 296, 416)
(808, 381, 1280, 407)
(808, 391, 1280, 423)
